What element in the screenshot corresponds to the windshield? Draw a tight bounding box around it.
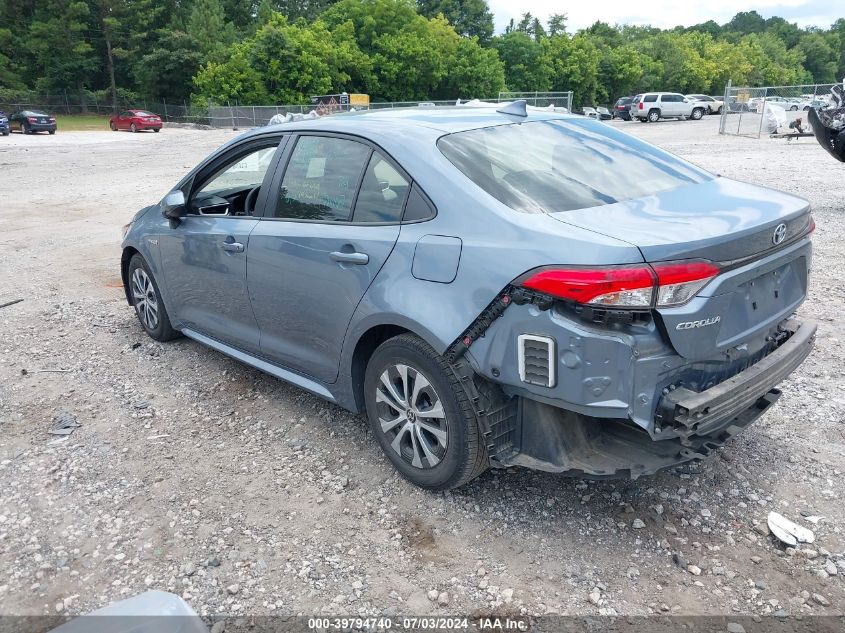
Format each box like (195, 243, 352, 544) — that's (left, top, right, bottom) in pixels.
(437, 119, 712, 213)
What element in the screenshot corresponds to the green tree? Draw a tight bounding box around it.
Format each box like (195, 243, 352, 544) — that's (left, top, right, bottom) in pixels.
(27, 0, 97, 92)
(135, 30, 204, 101)
(492, 31, 552, 92)
(188, 0, 235, 62)
(798, 31, 838, 83)
(416, 0, 494, 43)
(726, 11, 766, 35)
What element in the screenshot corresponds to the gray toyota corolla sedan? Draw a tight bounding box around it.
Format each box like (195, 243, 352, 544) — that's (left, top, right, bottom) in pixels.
(120, 102, 815, 490)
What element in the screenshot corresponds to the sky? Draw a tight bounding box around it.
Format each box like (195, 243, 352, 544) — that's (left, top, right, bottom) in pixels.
(488, 0, 843, 33)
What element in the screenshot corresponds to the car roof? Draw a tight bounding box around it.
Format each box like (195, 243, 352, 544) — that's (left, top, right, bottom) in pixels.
(248, 105, 576, 139)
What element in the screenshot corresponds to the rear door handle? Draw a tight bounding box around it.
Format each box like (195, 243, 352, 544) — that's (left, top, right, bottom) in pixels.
(330, 251, 369, 265)
(221, 241, 244, 253)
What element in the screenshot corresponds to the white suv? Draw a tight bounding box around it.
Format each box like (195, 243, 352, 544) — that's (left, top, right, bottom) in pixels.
(633, 92, 707, 122)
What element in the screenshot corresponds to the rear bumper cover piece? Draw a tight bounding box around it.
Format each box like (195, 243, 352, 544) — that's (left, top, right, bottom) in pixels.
(495, 317, 816, 478)
(655, 318, 815, 435)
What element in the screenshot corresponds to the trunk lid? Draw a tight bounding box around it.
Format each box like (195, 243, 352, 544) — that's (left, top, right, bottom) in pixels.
(548, 178, 811, 263)
(549, 178, 813, 360)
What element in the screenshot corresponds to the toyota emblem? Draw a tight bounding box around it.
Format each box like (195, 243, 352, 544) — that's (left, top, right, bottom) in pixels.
(772, 223, 787, 245)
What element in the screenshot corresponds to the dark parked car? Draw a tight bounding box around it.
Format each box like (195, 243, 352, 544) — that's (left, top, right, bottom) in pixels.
(109, 109, 162, 133)
(11, 110, 56, 134)
(121, 103, 815, 490)
(0, 111, 9, 136)
(613, 96, 634, 120)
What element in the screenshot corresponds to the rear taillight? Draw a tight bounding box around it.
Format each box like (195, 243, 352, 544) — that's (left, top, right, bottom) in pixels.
(520, 266, 654, 307)
(48, 117, 56, 122)
(638, 102, 643, 110)
(27, 117, 37, 122)
(808, 216, 816, 234)
(651, 261, 720, 307)
(517, 261, 720, 309)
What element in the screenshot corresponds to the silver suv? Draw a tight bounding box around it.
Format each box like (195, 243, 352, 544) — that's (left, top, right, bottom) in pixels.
(633, 92, 707, 122)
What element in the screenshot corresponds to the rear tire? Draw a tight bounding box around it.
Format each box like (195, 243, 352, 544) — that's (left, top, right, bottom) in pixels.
(127, 254, 179, 342)
(153, 128, 160, 133)
(48, 130, 55, 135)
(647, 109, 660, 122)
(21, 123, 29, 134)
(110, 121, 117, 131)
(364, 334, 488, 490)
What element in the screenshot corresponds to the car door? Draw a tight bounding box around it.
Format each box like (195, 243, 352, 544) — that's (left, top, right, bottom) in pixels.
(247, 133, 409, 383)
(157, 135, 287, 353)
(661, 95, 679, 117)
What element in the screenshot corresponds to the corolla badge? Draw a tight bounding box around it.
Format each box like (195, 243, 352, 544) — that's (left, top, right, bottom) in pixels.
(676, 316, 721, 330)
(772, 223, 787, 245)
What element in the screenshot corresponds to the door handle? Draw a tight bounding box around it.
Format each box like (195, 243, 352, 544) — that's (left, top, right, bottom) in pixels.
(221, 241, 244, 253)
(330, 251, 369, 265)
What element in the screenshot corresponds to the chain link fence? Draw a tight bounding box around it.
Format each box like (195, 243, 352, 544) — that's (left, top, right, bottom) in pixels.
(0, 91, 574, 129)
(719, 82, 838, 138)
(208, 94, 574, 129)
(497, 91, 573, 110)
(0, 91, 208, 123)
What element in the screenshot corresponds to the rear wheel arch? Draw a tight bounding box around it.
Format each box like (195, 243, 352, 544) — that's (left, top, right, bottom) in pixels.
(350, 324, 412, 413)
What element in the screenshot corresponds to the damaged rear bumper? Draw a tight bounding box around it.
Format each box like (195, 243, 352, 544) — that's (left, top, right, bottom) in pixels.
(490, 318, 816, 478)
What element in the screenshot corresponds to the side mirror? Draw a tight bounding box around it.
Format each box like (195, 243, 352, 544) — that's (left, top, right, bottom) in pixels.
(162, 190, 186, 220)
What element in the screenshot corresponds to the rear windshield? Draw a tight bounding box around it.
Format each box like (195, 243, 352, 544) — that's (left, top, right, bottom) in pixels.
(437, 119, 711, 213)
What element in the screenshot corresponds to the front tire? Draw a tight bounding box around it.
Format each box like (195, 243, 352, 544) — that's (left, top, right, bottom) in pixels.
(153, 128, 160, 133)
(128, 254, 179, 342)
(364, 334, 488, 490)
(110, 121, 117, 131)
(691, 107, 704, 120)
(130, 123, 138, 133)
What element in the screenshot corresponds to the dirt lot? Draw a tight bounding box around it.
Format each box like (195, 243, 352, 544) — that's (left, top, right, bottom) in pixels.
(1, 116, 843, 621)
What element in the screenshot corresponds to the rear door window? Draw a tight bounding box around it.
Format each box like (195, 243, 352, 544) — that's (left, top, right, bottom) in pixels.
(643, 95, 657, 102)
(274, 136, 370, 221)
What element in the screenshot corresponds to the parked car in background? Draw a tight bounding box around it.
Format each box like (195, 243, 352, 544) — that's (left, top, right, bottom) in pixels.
(121, 104, 815, 490)
(0, 111, 9, 136)
(686, 94, 722, 114)
(595, 106, 612, 120)
(612, 96, 634, 120)
(628, 94, 643, 118)
(109, 109, 162, 133)
(581, 106, 598, 119)
(798, 99, 827, 111)
(10, 110, 56, 134)
(633, 93, 707, 122)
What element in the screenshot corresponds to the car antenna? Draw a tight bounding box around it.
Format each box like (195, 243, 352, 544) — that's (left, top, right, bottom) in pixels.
(496, 100, 528, 117)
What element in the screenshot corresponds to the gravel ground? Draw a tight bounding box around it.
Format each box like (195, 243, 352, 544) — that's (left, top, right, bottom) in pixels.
(0, 116, 843, 620)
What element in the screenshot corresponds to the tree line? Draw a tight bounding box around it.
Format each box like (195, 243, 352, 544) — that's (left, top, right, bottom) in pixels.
(1, 0, 844, 109)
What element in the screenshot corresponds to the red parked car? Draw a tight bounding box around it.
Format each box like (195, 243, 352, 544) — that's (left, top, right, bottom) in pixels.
(109, 110, 162, 133)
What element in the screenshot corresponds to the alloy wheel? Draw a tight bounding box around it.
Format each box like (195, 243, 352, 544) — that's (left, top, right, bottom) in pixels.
(375, 363, 448, 469)
(131, 267, 159, 331)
